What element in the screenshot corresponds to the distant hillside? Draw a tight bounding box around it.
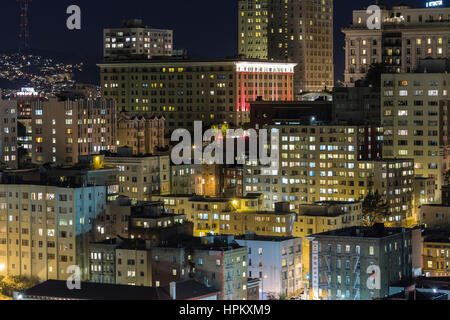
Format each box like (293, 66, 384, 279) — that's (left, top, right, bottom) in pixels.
(3, 48, 100, 86)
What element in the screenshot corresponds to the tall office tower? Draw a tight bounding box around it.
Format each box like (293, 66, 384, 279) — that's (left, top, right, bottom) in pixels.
(381, 59, 450, 201)
(268, 0, 334, 94)
(343, 4, 450, 87)
(31, 94, 117, 166)
(104, 19, 173, 60)
(0, 99, 18, 169)
(0, 183, 107, 282)
(238, 0, 269, 59)
(99, 59, 296, 134)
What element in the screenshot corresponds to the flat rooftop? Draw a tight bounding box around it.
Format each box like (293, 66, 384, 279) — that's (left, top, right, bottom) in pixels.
(160, 280, 218, 300)
(99, 57, 296, 65)
(21, 280, 168, 300)
(235, 235, 297, 242)
(309, 225, 412, 239)
(154, 235, 244, 252)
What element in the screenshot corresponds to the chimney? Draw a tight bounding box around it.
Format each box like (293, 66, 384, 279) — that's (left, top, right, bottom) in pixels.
(170, 282, 176, 300)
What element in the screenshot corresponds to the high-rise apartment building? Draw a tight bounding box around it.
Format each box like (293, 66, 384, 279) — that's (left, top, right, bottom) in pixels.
(0, 183, 107, 282)
(238, 0, 269, 59)
(244, 124, 384, 210)
(343, 5, 450, 86)
(268, 0, 334, 93)
(98, 59, 296, 134)
(104, 19, 173, 60)
(244, 124, 415, 225)
(31, 96, 117, 166)
(381, 65, 450, 199)
(0, 99, 18, 169)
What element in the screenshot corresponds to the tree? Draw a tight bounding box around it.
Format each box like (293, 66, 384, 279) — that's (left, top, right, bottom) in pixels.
(0, 276, 40, 298)
(444, 170, 450, 186)
(365, 63, 386, 87)
(362, 190, 389, 227)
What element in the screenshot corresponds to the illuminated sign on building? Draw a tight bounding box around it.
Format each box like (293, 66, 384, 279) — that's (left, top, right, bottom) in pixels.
(311, 241, 319, 300)
(15, 87, 39, 97)
(426, 0, 444, 7)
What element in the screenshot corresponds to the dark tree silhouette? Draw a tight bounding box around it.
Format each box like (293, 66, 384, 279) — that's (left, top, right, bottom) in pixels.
(365, 63, 386, 87)
(362, 190, 389, 226)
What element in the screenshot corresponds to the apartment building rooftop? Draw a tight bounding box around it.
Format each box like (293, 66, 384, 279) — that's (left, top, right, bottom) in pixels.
(98, 56, 297, 65)
(299, 201, 362, 218)
(423, 230, 450, 243)
(155, 235, 244, 252)
(160, 280, 219, 300)
(16, 280, 168, 300)
(309, 224, 412, 239)
(235, 234, 297, 242)
(160, 194, 262, 202)
(391, 276, 450, 292)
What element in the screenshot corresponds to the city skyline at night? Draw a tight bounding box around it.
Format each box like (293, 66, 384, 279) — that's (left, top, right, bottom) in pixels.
(0, 0, 449, 307)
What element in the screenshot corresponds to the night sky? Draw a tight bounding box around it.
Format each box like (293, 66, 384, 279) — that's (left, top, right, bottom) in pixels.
(0, 0, 430, 83)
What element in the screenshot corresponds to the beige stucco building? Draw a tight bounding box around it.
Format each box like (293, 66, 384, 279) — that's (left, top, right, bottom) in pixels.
(98, 59, 296, 134)
(343, 5, 450, 86)
(117, 115, 165, 156)
(0, 183, 106, 282)
(104, 152, 171, 201)
(31, 97, 117, 166)
(381, 70, 450, 200)
(0, 99, 18, 169)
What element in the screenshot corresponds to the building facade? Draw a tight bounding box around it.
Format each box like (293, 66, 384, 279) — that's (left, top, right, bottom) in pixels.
(117, 115, 166, 156)
(104, 19, 173, 60)
(423, 232, 450, 277)
(238, 0, 269, 60)
(0, 99, 18, 169)
(381, 70, 450, 199)
(307, 225, 414, 300)
(104, 153, 171, 201)
(98, 59, 296, 134)
(31, 97, 117, 166)
(343, 5, 450, 86)
(236, 235, 302, 300)
(243, 124, 386, 211)
(0, 183, 106, 282)
(268, 0, 334, 93)
(151, 235, 249, 300)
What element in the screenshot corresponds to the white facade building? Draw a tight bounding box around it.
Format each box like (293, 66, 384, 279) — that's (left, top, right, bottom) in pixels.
(236, 235, 302, 299)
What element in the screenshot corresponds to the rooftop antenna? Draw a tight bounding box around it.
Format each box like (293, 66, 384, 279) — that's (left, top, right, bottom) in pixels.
(17, 0, 31, 51)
